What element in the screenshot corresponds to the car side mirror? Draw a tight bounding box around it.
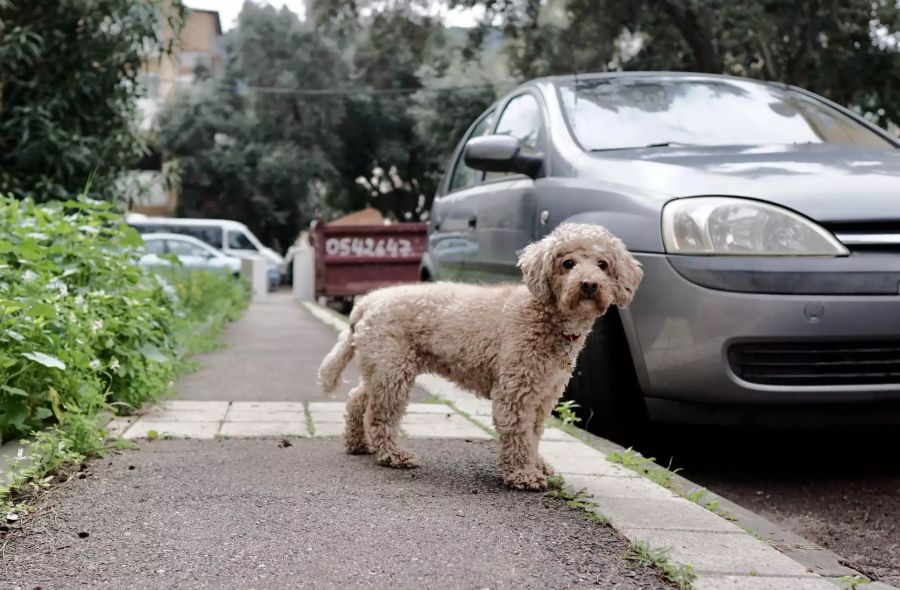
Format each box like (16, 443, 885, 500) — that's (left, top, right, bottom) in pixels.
(464, 135, 543, 179)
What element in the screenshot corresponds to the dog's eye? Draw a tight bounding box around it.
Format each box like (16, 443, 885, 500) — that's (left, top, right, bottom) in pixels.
(598, 260, 609, 270)
(562, 259, 575, 270)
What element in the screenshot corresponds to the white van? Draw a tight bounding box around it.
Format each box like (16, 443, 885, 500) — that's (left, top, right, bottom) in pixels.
(126, 214, 285, 288)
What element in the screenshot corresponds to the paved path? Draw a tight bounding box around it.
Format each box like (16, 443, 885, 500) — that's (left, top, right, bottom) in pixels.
(1, 294, 871, 590)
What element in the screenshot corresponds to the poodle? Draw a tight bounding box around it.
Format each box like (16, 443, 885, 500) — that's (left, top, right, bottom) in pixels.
(317, 223, 643, 491)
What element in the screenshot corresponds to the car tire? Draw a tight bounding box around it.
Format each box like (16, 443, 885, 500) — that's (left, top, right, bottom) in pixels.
(562, 309, 648, 440)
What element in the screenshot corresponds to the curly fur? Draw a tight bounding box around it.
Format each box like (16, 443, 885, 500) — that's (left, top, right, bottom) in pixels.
(317, 223, 643, 491)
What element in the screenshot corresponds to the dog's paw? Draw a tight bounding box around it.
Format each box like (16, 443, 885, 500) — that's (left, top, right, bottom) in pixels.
(344, 443, 373, 455)
(503, 469, 548, 492)
(377, 449, 420, 469)
(536, 457, 556, 476)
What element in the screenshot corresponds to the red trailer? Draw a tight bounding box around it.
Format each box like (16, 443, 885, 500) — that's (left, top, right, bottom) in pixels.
(311, 221, 427, 310)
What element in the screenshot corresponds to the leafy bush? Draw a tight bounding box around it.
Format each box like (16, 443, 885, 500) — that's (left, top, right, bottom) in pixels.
(0, 195, 247, 444)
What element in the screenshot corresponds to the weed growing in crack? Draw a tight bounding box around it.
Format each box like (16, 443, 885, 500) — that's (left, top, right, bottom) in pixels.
(607, 447, 680, 488)
(685, 487, 737, 521)
(627, 540, 696, 590)
(553, 400, 581, 426)
(837, 575, 871, 590)
(544, 474, 609, 526)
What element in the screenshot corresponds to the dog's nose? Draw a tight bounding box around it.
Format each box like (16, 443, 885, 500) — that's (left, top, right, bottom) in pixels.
(580, 281, 598, 295)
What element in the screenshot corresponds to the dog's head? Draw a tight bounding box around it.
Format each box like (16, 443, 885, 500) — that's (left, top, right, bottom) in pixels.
(517, 223, 643, 316)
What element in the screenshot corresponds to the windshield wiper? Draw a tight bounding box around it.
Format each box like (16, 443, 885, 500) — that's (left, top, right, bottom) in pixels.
(591, 141, 698, 152)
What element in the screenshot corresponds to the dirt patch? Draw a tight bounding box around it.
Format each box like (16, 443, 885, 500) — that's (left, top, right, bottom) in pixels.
(624, 424, 900, 586)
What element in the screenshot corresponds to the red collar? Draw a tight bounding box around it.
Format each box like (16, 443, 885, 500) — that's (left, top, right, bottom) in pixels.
(562, 333, 580, 342)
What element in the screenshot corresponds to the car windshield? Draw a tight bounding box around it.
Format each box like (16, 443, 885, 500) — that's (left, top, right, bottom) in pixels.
(227, 230, 258, 251)
(557, 78, 893, 151)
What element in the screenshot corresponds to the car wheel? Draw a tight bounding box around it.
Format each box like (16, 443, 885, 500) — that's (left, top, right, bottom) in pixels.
(562, 309, 648, 440)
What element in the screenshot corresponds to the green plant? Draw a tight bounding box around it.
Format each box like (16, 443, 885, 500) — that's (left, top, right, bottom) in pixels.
(607, 448, 680, 489)
(0, 195, 248, 505)
(553, 400, 581, 426)
(686, 487, 737, 521)
(627, 540, 696, 590)
(837, 575, 871, 590)
(544, 474, 610, 525)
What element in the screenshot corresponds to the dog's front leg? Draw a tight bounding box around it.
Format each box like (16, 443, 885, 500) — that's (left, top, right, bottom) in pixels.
(492, 388, 547, 492)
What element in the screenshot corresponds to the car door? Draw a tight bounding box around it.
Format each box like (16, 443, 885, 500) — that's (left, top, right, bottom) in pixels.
(428, 108, 496, 280)
(464, 91, 547, 283)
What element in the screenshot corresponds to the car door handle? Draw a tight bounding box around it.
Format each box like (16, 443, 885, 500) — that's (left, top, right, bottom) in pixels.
(468, 216, 477, 229)
(540, 210, 550, 225)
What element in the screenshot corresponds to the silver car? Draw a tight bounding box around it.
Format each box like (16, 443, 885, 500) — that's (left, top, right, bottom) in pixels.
(140, 233, 242, 275)
(422, 72, 900, 432)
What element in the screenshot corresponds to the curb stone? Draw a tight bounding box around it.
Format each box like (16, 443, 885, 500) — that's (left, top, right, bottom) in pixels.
(298, 298, 896, 590)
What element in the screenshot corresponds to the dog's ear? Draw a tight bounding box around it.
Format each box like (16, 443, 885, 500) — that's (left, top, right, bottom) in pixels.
(517, 236, 555, 303)
(610, 239, 643, 308)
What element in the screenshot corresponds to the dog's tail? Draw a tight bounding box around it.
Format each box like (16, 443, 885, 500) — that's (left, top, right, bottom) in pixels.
(318, 304, 365, 396)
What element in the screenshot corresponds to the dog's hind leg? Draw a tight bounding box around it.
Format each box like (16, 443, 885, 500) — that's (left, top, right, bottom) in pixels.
(363, 363, 419, 469)
(343, 382, 372, 455)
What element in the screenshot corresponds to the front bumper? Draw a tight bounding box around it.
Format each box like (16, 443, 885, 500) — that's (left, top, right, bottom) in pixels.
(623, 254, 900, 408)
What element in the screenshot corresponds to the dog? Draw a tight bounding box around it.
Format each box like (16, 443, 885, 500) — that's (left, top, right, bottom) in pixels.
(317, 223, 643, 491)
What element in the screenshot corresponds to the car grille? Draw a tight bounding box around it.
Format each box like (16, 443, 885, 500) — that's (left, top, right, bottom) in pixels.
(827, 221, 900, 252)
(729, 341, 900, 386)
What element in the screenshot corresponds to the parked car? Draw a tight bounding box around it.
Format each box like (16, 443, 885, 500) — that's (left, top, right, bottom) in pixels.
(139, 233, 242, 275)
(127, 214, 282, 290)
(423, 71, 900, 433)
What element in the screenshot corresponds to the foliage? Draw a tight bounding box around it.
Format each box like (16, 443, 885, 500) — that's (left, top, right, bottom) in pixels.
(450, 0, 900, 130)
(0, 195, 248, 444)
(552, 399, 581, 425)
(0, 0, 184, 201)
(627, 540, 697, 590)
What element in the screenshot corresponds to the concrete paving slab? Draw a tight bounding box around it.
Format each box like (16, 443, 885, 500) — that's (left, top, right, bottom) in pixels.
(225, 402, 305, 422)
(564, 473, 682, 501)
(310, 420, 344, 437)
(539, 440, 637, 477)
(621, 528, 815, 576)
(141, 407, 228, 422)
(159, 400, 230, 413)
(123, 421, 220, 440)
(541, 427, 581, 442)
(693, 574, 838, 590)
(219, 421, 309, 438)
(451, 399, 494, 416)
(595, 497, 745, 532)
(105, 417, 138, 436)
(307, 401, 346, 412)
(406, 403, 456, 414)
(402, 413, 492, 439)
(308, 410, 345, 423)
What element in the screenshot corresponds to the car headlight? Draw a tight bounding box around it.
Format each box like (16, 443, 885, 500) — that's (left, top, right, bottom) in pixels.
(662, 197, 848, 256)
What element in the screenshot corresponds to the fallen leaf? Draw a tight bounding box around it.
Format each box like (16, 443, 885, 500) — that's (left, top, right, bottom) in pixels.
(278, 439, 293, 448)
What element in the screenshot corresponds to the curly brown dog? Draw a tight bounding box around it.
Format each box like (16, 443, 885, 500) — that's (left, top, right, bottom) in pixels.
(318, 223, 643, 491)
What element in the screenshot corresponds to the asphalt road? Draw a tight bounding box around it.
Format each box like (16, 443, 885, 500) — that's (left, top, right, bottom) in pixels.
(2, 438, 670, 590)
(617, 424, 900, 587)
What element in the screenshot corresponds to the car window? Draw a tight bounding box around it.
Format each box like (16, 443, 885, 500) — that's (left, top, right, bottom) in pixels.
(494, 93, 542, 152)
(447, 110, 495, 193)
(227, 230, 258, 251)
(558, 78, 894, 150)
(143, 238, 166, 255)
(167, 239, 209, 258)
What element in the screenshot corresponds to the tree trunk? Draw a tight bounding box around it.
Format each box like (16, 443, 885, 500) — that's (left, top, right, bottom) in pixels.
(654, 0, 723, 72)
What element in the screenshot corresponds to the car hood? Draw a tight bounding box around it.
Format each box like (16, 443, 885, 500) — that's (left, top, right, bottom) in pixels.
(583, 144, 900, 223)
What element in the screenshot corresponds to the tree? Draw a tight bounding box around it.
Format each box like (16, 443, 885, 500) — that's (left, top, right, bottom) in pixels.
(158, 2, 349, 251)
(450, 0, 900, 130)
(0, 0, 183, 200)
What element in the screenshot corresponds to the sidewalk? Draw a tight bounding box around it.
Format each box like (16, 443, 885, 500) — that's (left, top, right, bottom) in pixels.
(0, 294, 864, 589)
